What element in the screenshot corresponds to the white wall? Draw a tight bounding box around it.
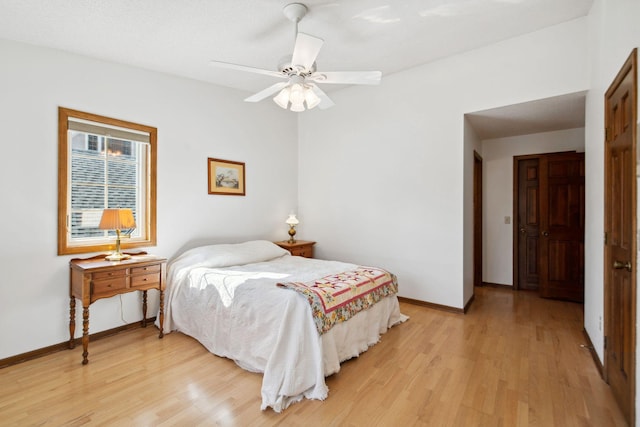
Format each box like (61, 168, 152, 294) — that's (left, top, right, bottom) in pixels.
(583, 0, 640, 415)
(482, 128, 585, 286)
(463, 118, 482, 305)
(0, 38, 298, 359)
(298, 18, 589, 309)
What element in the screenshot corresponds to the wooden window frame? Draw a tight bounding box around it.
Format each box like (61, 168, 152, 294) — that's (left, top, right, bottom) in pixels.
(57, 107, 157, 255)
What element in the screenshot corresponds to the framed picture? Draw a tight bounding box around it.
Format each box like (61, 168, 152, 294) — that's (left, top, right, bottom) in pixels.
(208, 157, 245, 196)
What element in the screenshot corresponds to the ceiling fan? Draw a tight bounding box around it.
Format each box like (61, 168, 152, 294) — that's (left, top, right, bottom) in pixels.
(209, 3, 382, 112)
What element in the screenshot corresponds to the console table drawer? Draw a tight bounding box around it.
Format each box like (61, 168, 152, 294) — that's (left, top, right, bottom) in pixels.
(131, 272, 161, 288)
(92, 278, 127, 294)
(131, 264, 161, 275)
(92, 269, 126, 280)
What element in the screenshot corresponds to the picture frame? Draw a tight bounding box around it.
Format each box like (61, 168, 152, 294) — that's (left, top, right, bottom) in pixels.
(208, 157, 245, 196)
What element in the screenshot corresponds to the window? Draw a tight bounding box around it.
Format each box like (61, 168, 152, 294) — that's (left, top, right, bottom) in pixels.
(58, 107, 157, 255)
(87, 134, 99, 151)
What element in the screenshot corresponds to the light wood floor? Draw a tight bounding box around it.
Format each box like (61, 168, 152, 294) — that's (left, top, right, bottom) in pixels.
(0, 287, 627, 426)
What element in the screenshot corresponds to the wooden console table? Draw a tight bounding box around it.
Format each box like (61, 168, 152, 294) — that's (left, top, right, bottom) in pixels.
(69, 253, 167, 364)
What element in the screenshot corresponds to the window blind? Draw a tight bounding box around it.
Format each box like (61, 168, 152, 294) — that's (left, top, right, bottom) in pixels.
(68, 118, 150, 143)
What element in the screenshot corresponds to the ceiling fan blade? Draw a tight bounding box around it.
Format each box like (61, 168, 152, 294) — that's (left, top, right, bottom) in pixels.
(309, 71, 382, 85)
(244, 82, 289, 103)
(310, 84, 335, 110)
(291, 33, 324, 71)
(210, 60, 285, 79)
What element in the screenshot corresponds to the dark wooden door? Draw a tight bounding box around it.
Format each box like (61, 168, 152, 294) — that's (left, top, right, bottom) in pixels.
(538, 152, 585, 302)
(604, 49, 637, 425)
(516, 158, 540, 291)
(474, 151, 483, 287)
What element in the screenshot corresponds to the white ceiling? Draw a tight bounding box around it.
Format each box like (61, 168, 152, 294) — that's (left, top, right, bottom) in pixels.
(466, 91, 587, 140)
(0, 0, 593, 136)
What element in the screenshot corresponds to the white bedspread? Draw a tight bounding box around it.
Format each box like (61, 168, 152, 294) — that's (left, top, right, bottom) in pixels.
(160, 241, 407, 412)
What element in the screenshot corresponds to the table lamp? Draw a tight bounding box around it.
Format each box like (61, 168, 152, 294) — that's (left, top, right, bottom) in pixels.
(286, 213, 299, 244)
(99, 208, 136, 261)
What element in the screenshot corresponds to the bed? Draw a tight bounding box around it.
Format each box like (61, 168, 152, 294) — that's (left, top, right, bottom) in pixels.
(159, 240, 407, 412)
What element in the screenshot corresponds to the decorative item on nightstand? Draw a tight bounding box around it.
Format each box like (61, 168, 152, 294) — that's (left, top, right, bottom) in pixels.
(285, 213, 299, 243)
(99, 208, 136, 261)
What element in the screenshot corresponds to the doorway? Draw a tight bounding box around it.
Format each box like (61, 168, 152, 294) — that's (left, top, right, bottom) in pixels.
(513, 151, 585, 302)
(474, 151, 483, 287)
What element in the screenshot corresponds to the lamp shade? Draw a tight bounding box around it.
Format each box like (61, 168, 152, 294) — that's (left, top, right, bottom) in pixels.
(98, 208, 136, 230)
(285, 214, 299, 226)
(305, 88, 321, 109)
(273, 86, 290, 109)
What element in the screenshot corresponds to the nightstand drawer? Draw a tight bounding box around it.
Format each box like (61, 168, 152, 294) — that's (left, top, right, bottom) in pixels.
(131, 272, 161, 288)
(92, 269, 126, 280)
(274, 240, 316, 259)
(291, 247, 312, 257)
(92, 278, 127, 294)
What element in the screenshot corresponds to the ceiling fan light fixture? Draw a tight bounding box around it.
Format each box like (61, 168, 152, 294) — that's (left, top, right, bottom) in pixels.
(287, 82, 308, 111)
(273, 86, 291, 109)
(289, 83, 305, 104)
(290, 99, 306, 112)
(273, 82, 320, 112)
(304, 86, 321, 109)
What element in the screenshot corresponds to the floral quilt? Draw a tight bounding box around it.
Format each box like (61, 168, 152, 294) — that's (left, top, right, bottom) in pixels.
(277, 266, 399, 335)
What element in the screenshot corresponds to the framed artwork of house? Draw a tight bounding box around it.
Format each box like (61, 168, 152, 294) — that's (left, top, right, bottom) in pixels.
(208, 157, 245, 196)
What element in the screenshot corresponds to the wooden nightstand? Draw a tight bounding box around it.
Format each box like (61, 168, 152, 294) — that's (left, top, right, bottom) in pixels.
(69, 253, 167, 365)
(274, 240, 316, 258)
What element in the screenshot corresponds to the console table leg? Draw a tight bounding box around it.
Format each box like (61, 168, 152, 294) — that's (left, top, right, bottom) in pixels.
(158, 289, 164, 339)
(69, 297, 76, 349)
(142, 290, 148, 327)
(82, 306, 89, 365)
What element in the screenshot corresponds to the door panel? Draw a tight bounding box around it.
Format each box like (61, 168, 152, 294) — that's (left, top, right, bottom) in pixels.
(526, 236, 538, 279)
(517, 158, 539, 291)
(538, 152, 585, 302)
(527, 187, 537, 223)
(604, 48, 636, 425)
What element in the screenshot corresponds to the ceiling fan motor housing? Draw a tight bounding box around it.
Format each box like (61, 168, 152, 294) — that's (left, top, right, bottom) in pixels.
(278, 55, 316, 77)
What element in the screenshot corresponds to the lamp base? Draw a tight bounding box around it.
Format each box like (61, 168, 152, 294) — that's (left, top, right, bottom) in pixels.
(288, 226, 296, 244)
(105, 252, 131, 261)
(105, 234, 130, 261)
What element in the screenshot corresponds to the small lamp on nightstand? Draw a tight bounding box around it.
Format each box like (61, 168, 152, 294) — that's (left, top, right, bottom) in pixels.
(285, 213, 299, 244)
(99, 208, 136, 261)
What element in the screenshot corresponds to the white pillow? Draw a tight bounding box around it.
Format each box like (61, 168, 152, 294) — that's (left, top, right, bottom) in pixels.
(172, 240, 289, 270)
